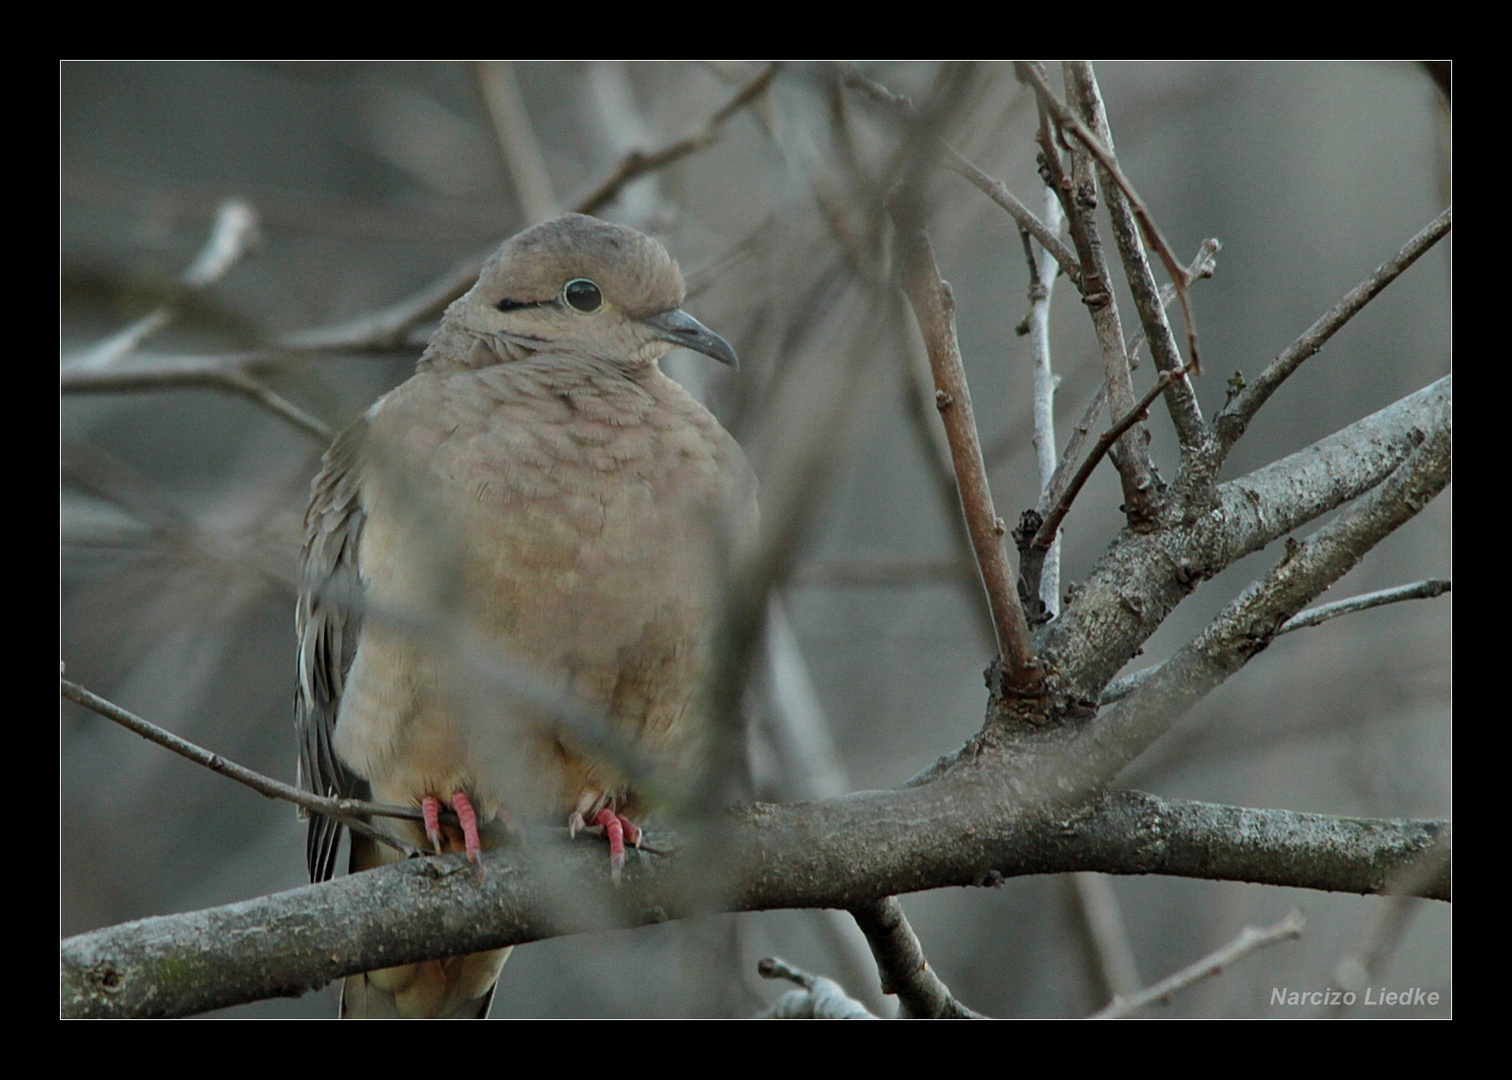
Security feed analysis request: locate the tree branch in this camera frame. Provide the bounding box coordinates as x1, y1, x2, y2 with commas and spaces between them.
1041, 376, 1450, 699
756, 957, 876, 1018
849, 896, 984, 1018
59, 784, 1448, 1018
1091, 909, 1305, 1018
889, 194, 1041, 692
574, 64, 778, 217
1103, 577, 1452, 705
1079, 398, 1450, 780
61, 675, 418, 858
1216, 207, 1451, 454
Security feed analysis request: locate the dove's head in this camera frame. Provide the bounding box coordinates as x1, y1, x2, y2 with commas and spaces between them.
433, 213, 737, 372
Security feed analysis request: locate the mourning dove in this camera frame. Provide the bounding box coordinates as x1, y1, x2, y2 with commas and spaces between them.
295, 213, 755, 1018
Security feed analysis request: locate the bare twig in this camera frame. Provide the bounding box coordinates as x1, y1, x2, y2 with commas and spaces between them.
850, 897, 985, 1018
756, 957, 876, 1019
181, 199, 261, 288
889, 193, 1041, 693
575, 64, 778, 216
65, 198, 261, 372
1029, 66, 1158, 527
1279, 578, 1451, 634
1031, 367, 1187, 554
1091, 909, 1304, 1018
280, 256, 483, 352
840, 66, 1081, 286
1216, 207, 1451, 453
1124, 238, 1221, 368
60, 352, 333, 442
1073, 61, 1208, 451
896, 309, 998, 643
1070, 873, 1142, 1002
473, 61, 559, 223
60, 675, 416, 857
943, 147, 1082, 286
1026, 188, 1064, 618
1019, 63, 1203, 375
1041, 378, 1107, 512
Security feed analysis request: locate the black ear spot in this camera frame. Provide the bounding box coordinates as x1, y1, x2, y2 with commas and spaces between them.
563, 278, 603, 313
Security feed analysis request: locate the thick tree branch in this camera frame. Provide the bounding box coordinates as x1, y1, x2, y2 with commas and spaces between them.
1040, 376, 1450, 699
1078, 401, 1450, 780
60, 785, 1448, 1018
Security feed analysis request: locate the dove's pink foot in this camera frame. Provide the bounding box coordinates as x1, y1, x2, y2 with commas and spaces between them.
422, 796, 445, 852
567, 808, 642, 884
420, 791, 484, 867
451, 791, 483, 865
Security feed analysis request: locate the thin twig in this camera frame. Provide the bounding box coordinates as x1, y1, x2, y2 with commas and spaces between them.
280, 256, 483, 352
65, 199, 261, 372
473, 61, 559, 224
1102, 579, 1454, 708
850, 897, 985, 1018
1091, 909, 1304, 1018
575, 64, 778, 216
1025, 188, 1064, 618
1030, 66, 1158, 527
1279, 578, 1451, 634
1041, 378, 1107, 513
1072, 60, 1207, 449
1070, 873, 1142, 1001
943, 147, 1082, 286
60, 352, 333, 442
839, 67, 1082, 287
1019, 63, 1203, 374
756, 957, 877, 1019
1216, 207, 1452, 453
60, 675, 417, 857
889, 191, 1041, 693
1031, 367, 1186, 553
1124, 238, 1221, 368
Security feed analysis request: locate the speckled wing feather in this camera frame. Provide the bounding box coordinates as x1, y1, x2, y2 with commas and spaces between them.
295, 420, 370, 883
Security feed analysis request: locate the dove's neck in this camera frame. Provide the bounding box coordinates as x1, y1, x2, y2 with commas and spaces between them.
416, 324, 548, 373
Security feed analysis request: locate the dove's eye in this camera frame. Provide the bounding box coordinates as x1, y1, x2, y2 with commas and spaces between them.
563, 278, 603, 313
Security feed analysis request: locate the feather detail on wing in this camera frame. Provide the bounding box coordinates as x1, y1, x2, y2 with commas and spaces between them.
296, 420, 370, 882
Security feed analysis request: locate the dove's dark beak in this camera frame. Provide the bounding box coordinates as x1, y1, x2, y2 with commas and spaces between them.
645, 308, 739, 369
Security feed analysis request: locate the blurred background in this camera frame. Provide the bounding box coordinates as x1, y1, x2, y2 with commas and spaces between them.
61, 62, 1450, 1017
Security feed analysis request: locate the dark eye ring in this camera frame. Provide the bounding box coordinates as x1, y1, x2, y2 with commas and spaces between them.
563, 278, 603, 313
